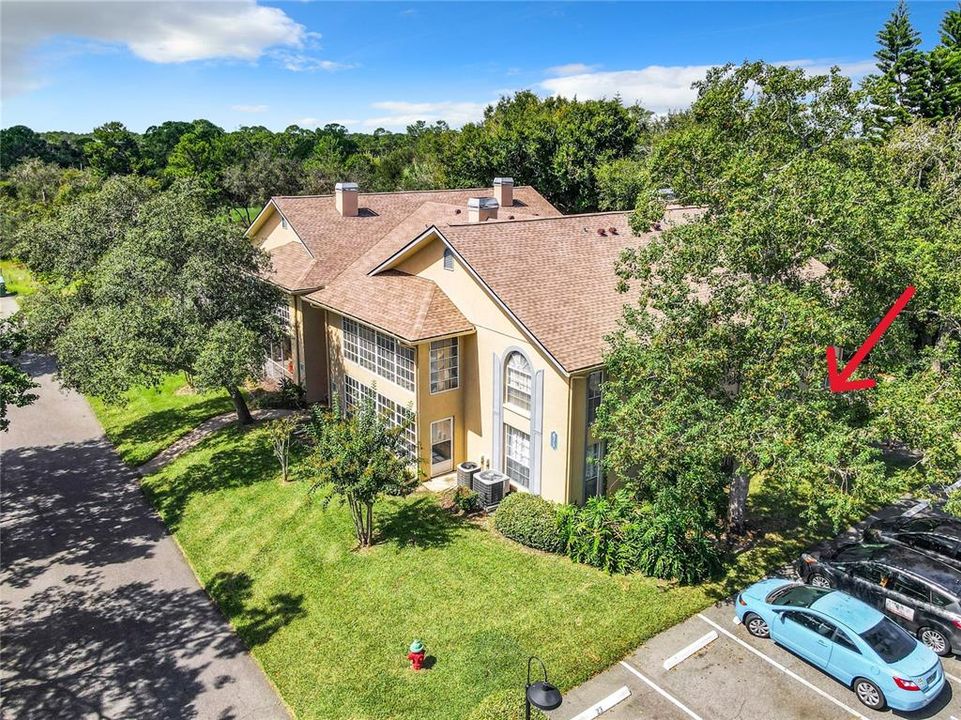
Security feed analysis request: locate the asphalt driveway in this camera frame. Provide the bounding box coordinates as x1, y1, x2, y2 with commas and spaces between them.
0, 296, 290, 720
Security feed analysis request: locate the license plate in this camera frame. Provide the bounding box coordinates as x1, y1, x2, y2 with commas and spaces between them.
927, 671, 938, 685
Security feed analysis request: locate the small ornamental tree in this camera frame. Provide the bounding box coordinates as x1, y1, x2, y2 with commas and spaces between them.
267, 414, 301, 483
307, 397, 419, 547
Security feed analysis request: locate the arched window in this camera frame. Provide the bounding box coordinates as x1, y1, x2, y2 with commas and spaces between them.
505, 351, 532, 412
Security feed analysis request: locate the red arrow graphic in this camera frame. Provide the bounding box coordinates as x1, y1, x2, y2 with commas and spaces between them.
826, 285, 915, 393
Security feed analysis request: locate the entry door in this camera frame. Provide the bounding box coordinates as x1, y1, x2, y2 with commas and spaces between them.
430, 418, 453, 476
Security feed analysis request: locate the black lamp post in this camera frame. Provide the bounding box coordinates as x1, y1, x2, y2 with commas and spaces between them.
526, 656, 562, 719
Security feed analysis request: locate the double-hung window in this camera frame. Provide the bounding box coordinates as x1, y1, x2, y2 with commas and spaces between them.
505, 425, 531, 488
430, 338, 459, 393
505, 351, 532, 412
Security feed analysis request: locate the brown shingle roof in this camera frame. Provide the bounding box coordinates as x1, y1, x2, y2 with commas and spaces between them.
303, 202, 484, 342
262, 186, 559, 292
437, 207, 704, 373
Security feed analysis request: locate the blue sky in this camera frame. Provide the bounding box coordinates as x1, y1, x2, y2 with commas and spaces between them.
1, 1, 954, 133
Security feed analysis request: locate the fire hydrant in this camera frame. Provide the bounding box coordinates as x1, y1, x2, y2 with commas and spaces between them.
407, 639, 426, 670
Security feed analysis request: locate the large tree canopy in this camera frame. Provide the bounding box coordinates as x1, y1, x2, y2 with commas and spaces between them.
598, 63, 961, 547
20, 180, 282, 423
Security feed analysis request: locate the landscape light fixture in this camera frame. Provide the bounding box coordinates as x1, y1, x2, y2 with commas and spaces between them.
525, 656, 562, 718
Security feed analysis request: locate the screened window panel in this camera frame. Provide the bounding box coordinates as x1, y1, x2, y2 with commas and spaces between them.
342, 317, 414, 391
344, 375, 417, 461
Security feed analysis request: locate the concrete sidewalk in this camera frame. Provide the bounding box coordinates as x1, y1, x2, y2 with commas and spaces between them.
0, 295, 291, 720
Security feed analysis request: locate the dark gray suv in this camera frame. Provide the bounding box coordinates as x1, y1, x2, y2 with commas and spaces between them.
797, 542, 961, 656
864, 514, 961, 571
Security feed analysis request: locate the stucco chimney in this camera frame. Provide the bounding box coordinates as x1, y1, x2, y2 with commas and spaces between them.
493, 177, 513, 208
335, 182, 359, 217
467, 197, 499, 223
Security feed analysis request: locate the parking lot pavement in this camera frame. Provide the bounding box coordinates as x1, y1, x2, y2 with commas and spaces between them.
552, 601, 959, 720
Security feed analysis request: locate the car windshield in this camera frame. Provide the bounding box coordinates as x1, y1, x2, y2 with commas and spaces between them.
768, 585, 832, 608
859, 618, 916, 663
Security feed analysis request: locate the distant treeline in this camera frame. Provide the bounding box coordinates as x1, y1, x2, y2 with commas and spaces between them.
0, 1, 956, 237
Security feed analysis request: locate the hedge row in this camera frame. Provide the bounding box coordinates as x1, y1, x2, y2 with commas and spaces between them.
492, 489, 721, 584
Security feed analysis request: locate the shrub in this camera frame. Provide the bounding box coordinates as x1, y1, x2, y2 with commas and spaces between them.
634, 511, 722, 584
559, 490, 643, 573
557, 487, 722, 583
467, 689, 546, 720
493, 492, 563, 553
454, 488, 481, 513
439, 486, 481, 515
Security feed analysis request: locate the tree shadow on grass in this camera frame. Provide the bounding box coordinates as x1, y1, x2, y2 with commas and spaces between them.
108, 396, 235, 462
375, 495, 465, 549
206, 571, 306, 648
143, 428, 279, 533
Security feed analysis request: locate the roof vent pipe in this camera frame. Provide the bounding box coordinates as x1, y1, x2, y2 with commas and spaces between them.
335, 182, 359, 217
493, 177, 513, 209
467, 197, 499, 223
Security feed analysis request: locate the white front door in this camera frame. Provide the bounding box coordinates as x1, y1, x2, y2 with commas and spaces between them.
430, 417, 453, 476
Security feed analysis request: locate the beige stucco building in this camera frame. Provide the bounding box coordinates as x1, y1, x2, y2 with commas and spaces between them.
248, 179, 697, 505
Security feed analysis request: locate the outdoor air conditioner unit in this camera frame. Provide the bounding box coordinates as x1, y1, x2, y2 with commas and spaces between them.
473, 469, 509, 510
456, 461, 480, 490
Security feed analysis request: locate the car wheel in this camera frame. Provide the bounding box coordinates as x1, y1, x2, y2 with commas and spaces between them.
853, 678, 886, 710
919, 627, 951, 656
744, 612, 770, 639
809, 573, 833, 589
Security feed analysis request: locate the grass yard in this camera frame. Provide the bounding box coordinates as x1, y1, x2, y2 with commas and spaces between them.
89, 374, 234, 465
141, 421, 840, 720
0, 259, 40, 297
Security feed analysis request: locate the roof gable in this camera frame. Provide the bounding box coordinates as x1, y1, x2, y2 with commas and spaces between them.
254, 186, 560, 293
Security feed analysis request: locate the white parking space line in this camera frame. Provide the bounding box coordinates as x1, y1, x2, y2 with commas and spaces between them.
618, 661, 707, 720
697, 614, 870, 720
569, 686, 631, 720
945, 670, 961, 684
663, 631, 718, 670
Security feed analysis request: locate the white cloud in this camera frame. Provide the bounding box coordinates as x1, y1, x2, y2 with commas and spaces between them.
541, 64, 715, 114
271, 51, 356, 73
361, 101, 487, 129
0, 1, 347, 97
545, 63, 600, 77
232, 104, 269, 113
540, 59, 875, 115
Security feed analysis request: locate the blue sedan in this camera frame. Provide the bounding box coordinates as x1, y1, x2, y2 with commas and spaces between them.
735, 578, 945, 711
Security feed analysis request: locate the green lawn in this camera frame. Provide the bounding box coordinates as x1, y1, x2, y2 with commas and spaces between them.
89, 374, 234, 465
141, 422, 837, 720
0, 259, 40, 297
